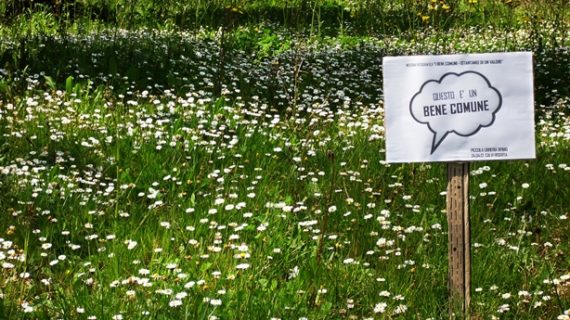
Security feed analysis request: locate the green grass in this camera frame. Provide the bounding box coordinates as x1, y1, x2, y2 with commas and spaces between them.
0, 2, 569, 319
1, 54, 569, 319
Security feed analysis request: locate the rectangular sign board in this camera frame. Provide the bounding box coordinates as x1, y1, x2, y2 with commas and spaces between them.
383, 52, 535, 163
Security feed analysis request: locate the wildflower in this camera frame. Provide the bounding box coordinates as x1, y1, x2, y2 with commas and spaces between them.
139, 268, 150, 275
210, 299, 222, 306
393, 304, 407, 314
518, 290, 531, 298
379, 290, 390, 297
288, 266, 299, 279
21, 302, 34, 313
374, 302, 387, 313
125, 239, 138, 250
497, 304, 510, 313
169, 299, 183, 307
236, 263, 250, 270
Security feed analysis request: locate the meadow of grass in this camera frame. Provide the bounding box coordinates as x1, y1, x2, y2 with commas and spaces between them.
0, 1, 570, 319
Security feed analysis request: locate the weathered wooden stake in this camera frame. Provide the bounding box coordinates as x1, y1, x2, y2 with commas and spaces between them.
447, 162, 471, 319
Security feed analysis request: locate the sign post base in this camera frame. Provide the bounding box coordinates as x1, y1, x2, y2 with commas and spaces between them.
447, 162, 471, 319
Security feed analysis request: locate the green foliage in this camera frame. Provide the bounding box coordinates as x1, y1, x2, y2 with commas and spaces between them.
0, 1, 569, 319
0, 70, 568, 317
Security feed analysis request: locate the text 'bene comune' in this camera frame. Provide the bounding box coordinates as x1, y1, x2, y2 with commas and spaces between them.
423, 100, 490, 117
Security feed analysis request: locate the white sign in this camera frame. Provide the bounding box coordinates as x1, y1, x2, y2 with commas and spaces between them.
383, 52, 535, 163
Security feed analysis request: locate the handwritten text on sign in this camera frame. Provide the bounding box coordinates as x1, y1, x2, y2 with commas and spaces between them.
383, 52, 535, 163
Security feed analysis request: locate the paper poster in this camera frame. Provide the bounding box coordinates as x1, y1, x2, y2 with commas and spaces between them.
383, 52, 535, 163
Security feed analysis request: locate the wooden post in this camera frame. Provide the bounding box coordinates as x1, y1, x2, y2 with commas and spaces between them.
447, 162, 471, 319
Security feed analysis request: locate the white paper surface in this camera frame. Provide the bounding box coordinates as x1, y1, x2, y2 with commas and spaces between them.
383, 52, 535, 163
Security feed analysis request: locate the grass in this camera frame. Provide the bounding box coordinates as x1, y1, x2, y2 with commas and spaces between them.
0, 1, 569, 319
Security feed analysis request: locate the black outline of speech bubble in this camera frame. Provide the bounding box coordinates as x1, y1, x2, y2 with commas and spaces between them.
409, 71, 502, 155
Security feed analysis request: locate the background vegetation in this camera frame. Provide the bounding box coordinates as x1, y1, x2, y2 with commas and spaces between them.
0, 1, 569, 319
1, 0, 569, 33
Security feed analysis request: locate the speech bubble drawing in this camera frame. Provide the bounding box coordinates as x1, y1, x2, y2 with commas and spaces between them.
409, 71, 502, 154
